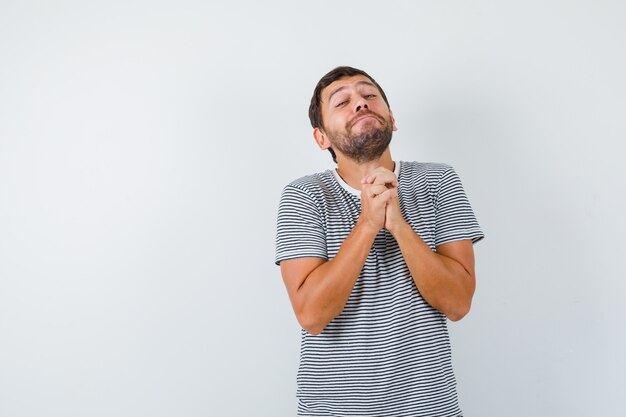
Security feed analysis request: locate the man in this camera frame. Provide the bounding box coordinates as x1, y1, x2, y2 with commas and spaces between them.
275, 66, 484, 416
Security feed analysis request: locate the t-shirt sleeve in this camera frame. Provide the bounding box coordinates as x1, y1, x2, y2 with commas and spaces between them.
275, 184, 328, 265
434, 166, 484, 246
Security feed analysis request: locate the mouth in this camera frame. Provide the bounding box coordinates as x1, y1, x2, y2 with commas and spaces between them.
349, 113, 382, 129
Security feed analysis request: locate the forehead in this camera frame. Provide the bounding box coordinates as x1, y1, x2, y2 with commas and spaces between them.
321, 75, 377, 101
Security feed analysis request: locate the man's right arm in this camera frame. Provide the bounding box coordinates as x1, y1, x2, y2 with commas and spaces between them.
280, 183, 395, 335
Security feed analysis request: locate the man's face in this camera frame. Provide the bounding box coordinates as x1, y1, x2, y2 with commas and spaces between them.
317, 75, 396, 163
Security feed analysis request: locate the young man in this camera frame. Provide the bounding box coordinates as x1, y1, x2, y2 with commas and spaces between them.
275, 66, 484, 416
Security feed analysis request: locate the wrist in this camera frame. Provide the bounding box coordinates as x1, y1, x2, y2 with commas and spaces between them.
387, 219, 411, 238
356, 216, 380, 237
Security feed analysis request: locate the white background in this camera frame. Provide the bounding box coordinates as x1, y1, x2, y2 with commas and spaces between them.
1, 1, 625, 416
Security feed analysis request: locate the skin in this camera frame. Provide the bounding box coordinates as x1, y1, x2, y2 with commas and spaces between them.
281, 75, 476, 335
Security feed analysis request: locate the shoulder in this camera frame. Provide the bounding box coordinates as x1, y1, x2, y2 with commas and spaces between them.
286, 170, 333, 190
279, 170, 336, 203
399, 161, 457, 190
400, 160, 454, 179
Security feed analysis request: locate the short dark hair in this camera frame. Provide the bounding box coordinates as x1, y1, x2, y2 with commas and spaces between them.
308, 66, 391, 162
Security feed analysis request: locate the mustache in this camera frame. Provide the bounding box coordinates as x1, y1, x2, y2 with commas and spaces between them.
347, 110, 385, 130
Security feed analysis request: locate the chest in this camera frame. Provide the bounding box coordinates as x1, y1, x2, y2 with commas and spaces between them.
321, 186, 438, 259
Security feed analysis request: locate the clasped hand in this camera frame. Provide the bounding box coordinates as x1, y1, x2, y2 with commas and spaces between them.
359, 167, 406, 234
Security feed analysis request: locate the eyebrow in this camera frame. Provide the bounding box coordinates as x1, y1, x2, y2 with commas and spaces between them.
327, 80, 377, 103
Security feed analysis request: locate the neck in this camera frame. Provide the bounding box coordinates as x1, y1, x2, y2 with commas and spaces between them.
335, 148, 395, 191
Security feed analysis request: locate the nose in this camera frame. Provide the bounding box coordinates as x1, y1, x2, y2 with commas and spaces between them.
355, 99, 369, 113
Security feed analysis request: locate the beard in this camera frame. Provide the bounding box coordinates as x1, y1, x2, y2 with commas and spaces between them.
326, 111, 393, 163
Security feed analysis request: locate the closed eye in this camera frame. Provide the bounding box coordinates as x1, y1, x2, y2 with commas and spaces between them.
335, 100, 348, 108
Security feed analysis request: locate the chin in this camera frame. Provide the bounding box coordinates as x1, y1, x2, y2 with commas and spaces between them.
353, 124, 382, 137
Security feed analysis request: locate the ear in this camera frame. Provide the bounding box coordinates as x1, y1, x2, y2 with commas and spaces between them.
389, 110, 398, 131
313, 128, 331, 150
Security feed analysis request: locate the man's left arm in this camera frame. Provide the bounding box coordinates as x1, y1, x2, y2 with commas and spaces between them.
364, 167, 478, 321
389, 222, 475, 321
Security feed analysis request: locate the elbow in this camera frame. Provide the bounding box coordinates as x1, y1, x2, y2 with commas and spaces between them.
446, 281, 475, 322
297, 311, 327, 336
303, 325, 324, 336
447, 300, 472, 322
447, 311, 467, 322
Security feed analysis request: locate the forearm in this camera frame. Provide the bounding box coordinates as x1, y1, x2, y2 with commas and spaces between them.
296, 219, 377, 334
391, 222, 474, 321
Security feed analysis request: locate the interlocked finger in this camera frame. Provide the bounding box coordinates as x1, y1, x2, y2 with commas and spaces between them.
366, 184, 389, 199
363, 167, 398, 188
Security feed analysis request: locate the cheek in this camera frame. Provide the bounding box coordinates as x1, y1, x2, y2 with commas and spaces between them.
328, 113, 349, 130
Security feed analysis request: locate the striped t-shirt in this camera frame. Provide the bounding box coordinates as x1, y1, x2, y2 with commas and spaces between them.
275, 161, 484, 417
